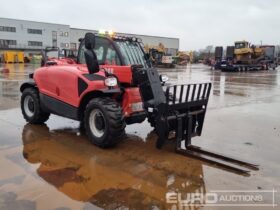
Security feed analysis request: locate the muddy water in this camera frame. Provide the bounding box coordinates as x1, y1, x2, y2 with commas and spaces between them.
0, 63, 280, 210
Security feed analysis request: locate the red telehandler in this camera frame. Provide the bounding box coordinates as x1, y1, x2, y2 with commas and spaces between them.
20, 33, 258, 175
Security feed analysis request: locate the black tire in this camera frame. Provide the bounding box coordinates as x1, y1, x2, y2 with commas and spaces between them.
148, 117, 155, 127
84, 98, 126, 148
79, 120, 86, 133
21, 88, 50, 124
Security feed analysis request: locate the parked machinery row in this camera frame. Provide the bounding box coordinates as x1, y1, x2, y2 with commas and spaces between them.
214, 41, 278, 71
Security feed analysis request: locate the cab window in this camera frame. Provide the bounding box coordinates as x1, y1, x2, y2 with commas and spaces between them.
78, 37, 121, 65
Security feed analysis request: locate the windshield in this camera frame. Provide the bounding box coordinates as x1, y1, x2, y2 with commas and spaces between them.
115, 41, 148, 68
235, 42, 248, 49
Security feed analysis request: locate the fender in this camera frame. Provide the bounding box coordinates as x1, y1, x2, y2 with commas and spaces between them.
99, 88, 121, 94
20, 80, 37, 92
78, 88, 122, 120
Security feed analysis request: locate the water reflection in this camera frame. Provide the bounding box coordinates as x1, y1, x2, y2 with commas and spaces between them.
208, 70, 280, 109
0, 63, 39, 80
211, 70, 279, 97
22, 124, 206, 209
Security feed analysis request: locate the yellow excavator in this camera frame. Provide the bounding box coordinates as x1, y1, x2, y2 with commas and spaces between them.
144, 43, 174, 68
174, 51, 194, 65
144, 43, 166, 55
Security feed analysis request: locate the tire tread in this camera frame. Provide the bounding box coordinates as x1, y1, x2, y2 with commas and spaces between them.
21, 88, 50, 124
84, 97, 125, 148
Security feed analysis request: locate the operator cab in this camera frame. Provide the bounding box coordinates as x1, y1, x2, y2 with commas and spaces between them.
77, 34, 149, 68
234, 41, 249, 49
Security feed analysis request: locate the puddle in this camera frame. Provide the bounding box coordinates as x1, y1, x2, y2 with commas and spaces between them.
0, 64, 280, 209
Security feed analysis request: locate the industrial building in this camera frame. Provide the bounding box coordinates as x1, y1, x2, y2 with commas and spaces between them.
0, 17, 179, 62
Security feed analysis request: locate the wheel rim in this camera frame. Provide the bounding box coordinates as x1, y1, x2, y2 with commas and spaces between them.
89, 109, 105, 138
24, 95, 35, 117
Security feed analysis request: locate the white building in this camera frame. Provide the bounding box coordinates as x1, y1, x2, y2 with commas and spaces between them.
0, 17, 179, 56
69, 28, 97, 51
0, 18, 70, 53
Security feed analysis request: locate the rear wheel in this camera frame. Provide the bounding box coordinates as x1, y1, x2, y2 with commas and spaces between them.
21, 88, 50, 124
84, 98, 126, 148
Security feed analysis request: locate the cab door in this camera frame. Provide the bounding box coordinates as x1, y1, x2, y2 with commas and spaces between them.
77, 36, 122, 68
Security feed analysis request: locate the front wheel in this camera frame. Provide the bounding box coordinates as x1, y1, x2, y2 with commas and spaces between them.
21, 88, 50, 124
84, 98, 126, 148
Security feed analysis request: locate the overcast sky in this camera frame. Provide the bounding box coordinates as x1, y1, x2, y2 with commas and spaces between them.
0, 0, 279, 50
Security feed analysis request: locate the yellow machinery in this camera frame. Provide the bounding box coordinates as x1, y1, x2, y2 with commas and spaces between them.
176, 51, 194, 64
220, 41, 276, 71
234, 41, 264, 64
144, 43, 174, 67
4, 51, 16, 63
3, 51, 25, 63
17, 51, 24, 63
144, 43, 166, 54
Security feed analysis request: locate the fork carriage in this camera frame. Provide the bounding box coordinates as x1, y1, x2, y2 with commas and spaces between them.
164, 82, 211, 148
134, 67, 258, 175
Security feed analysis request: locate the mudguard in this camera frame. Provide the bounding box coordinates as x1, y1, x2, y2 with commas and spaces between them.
20, 80, 37, 92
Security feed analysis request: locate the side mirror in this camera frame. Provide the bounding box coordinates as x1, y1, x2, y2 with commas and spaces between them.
85, 33, 95, 50
84, 33, 99, 74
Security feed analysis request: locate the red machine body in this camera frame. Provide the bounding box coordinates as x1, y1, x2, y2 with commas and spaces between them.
33, 63, 142, 118
20, 33, 153, 147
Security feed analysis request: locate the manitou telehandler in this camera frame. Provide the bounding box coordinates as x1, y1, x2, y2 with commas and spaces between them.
20, 33, 258, 174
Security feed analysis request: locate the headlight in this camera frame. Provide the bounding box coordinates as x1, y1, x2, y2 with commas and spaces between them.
160, 75, 169, 82
104, 77, 117, 87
